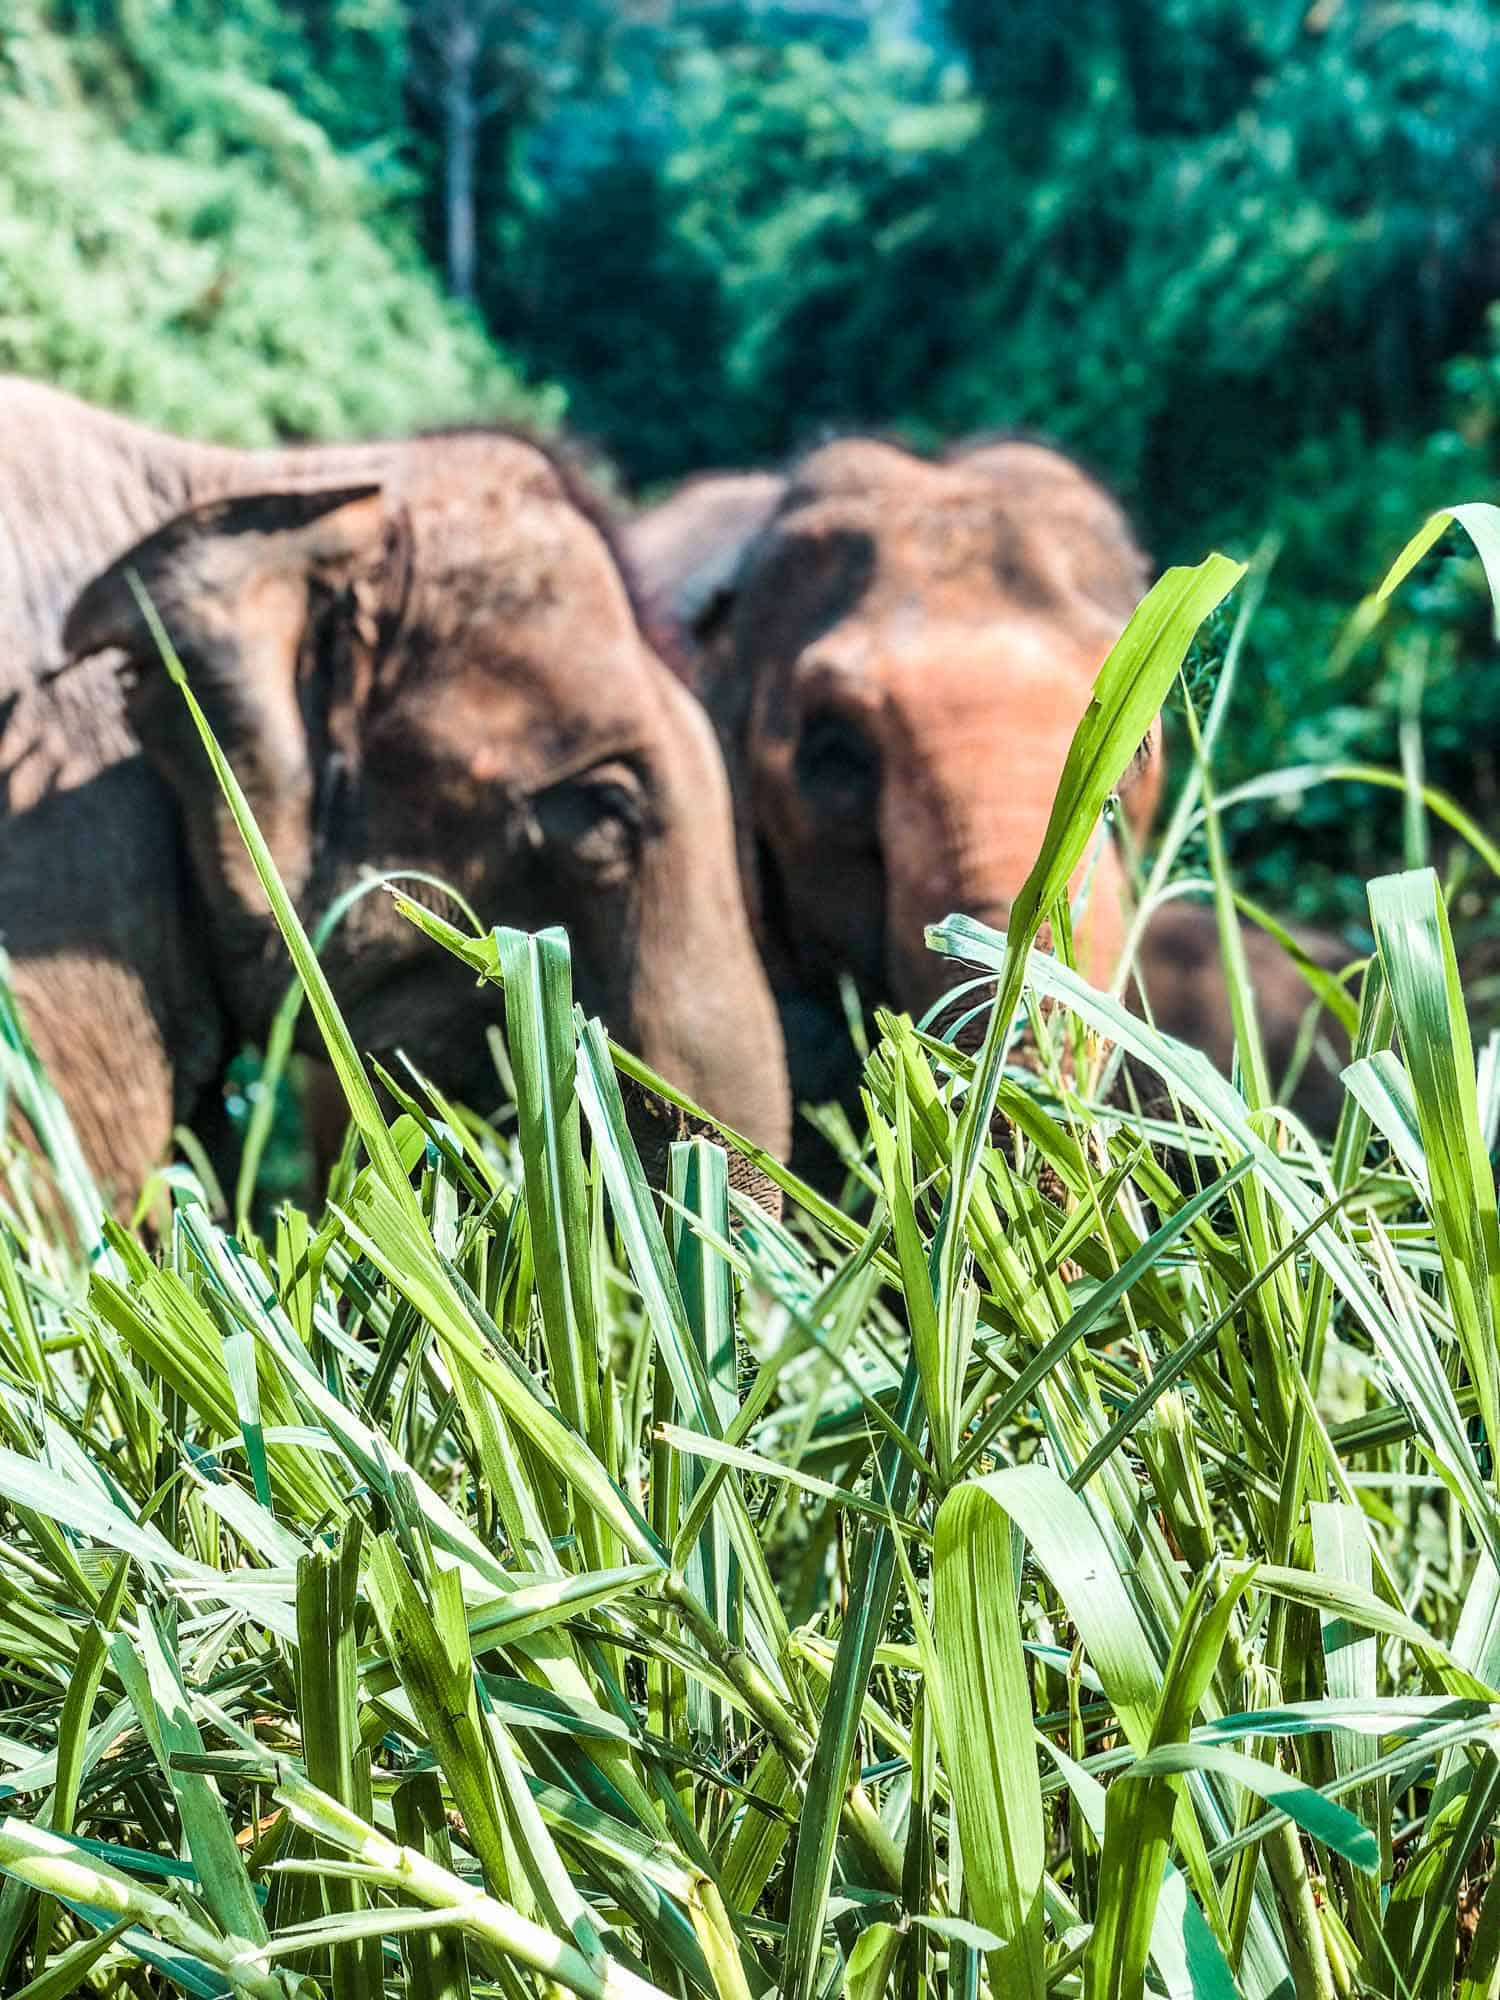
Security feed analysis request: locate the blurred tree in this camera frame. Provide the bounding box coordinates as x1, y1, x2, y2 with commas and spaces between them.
929, 0, 1500, 542
498, 7, 978, 472
406, 0, 557, 301
486, 0, 1492, 555
503, 131, 735, 480
400, 0, 658, 308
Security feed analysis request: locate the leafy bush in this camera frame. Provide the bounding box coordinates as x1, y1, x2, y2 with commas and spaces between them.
1183, 329, 1500, 930
0, 0, 557, 441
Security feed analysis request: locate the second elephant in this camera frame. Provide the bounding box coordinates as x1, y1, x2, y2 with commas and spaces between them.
631, 438, 1357, 1156
630, 437, 1159, 1155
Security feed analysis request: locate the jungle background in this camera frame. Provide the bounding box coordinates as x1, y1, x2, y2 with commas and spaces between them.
7, 0, 1500, 939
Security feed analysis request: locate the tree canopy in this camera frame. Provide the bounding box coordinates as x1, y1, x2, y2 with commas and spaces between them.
7, 0, 1500, 919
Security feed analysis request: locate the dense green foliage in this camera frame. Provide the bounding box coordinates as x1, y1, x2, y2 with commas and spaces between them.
504, 3, 1500, 520
4, 534, 1500, 1996
9, 0, 1500, 923
0, 0, 553, 441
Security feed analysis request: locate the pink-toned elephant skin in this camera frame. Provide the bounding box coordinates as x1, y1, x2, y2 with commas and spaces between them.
629, 438, 1158, 1161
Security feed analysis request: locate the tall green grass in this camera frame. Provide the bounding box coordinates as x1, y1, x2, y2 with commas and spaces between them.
1, 523, 1500, 1997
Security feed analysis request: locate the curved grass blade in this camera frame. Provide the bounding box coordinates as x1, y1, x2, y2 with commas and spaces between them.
1368, 868, 1500, 1461
1124, 1744, 1377, 1873
1351, 501, 1500, 653
1087, 1566, 1254, 2000
932, 554, 1245, 1303
781, 1353, 921, 2000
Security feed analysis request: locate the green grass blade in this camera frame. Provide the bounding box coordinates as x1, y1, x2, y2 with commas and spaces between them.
0, 1822, 280, 1999
295, 1524, 378, 2000
1087, 1566, 1253, 2000
932, 554, 1244, 1308
365, 1537, 514, 1901
1369, 501, 1500, 635
781, 1354, 921, 2000
932, 1481, 1046, 1999
1127, 1744, 1378, 1873
1368, 867, 1500, 1456
669, 1137, 740, 1740
494, 929, 604, 1479
111, 1613, 267, 1949
393, 1774, 473, 2000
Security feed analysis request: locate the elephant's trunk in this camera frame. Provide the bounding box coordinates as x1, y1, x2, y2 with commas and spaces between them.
875, 658, 1133, 1026
628, 675, 793, 1170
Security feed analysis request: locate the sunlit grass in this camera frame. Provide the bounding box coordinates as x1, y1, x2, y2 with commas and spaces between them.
1, 521, 1500, 1997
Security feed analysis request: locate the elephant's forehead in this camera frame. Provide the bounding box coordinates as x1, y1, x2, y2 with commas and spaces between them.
750, 522, 1119, 697
774, 491, 1072, 608
379, 433, 623, 620
400, 430, 570, 508
809, 608, 1110, 708
411, 496, 624, 622
878, 617, 1108, 720
396, 476, 660, 709
390, 629, 659, 784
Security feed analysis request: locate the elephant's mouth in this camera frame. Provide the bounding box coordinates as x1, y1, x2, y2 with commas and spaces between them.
331, 959, 507, 1117
756, 833, 886, 1074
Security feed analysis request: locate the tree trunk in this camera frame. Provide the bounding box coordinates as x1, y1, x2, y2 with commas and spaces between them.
440, 9, 480, 303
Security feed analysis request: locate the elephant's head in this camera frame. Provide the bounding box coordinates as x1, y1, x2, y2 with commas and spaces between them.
631, 438, 1157, 1116
63, 432, 790, 1162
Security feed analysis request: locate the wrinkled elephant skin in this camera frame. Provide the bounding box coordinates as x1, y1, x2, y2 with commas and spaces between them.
0, 378, 789, 1206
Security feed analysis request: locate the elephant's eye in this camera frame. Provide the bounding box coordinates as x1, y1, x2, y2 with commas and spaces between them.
795, 710, 881, 819
531, 761, 646, 882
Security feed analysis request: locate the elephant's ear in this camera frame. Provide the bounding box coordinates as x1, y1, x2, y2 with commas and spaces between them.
626, 471, 786, 669
65, 481, 385, 676
62, 483, 393, 936
626, 474, 786, 935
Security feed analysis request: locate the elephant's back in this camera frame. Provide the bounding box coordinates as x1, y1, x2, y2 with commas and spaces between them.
0, 380, 215, 693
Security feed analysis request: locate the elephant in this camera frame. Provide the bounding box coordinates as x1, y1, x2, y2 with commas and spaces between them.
629, 442, 1364, 1159
628, 438, 1160, 1162
0, 377, 790, 1210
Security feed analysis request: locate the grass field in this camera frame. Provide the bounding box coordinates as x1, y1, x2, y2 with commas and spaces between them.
3, 530, 1500, 1999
